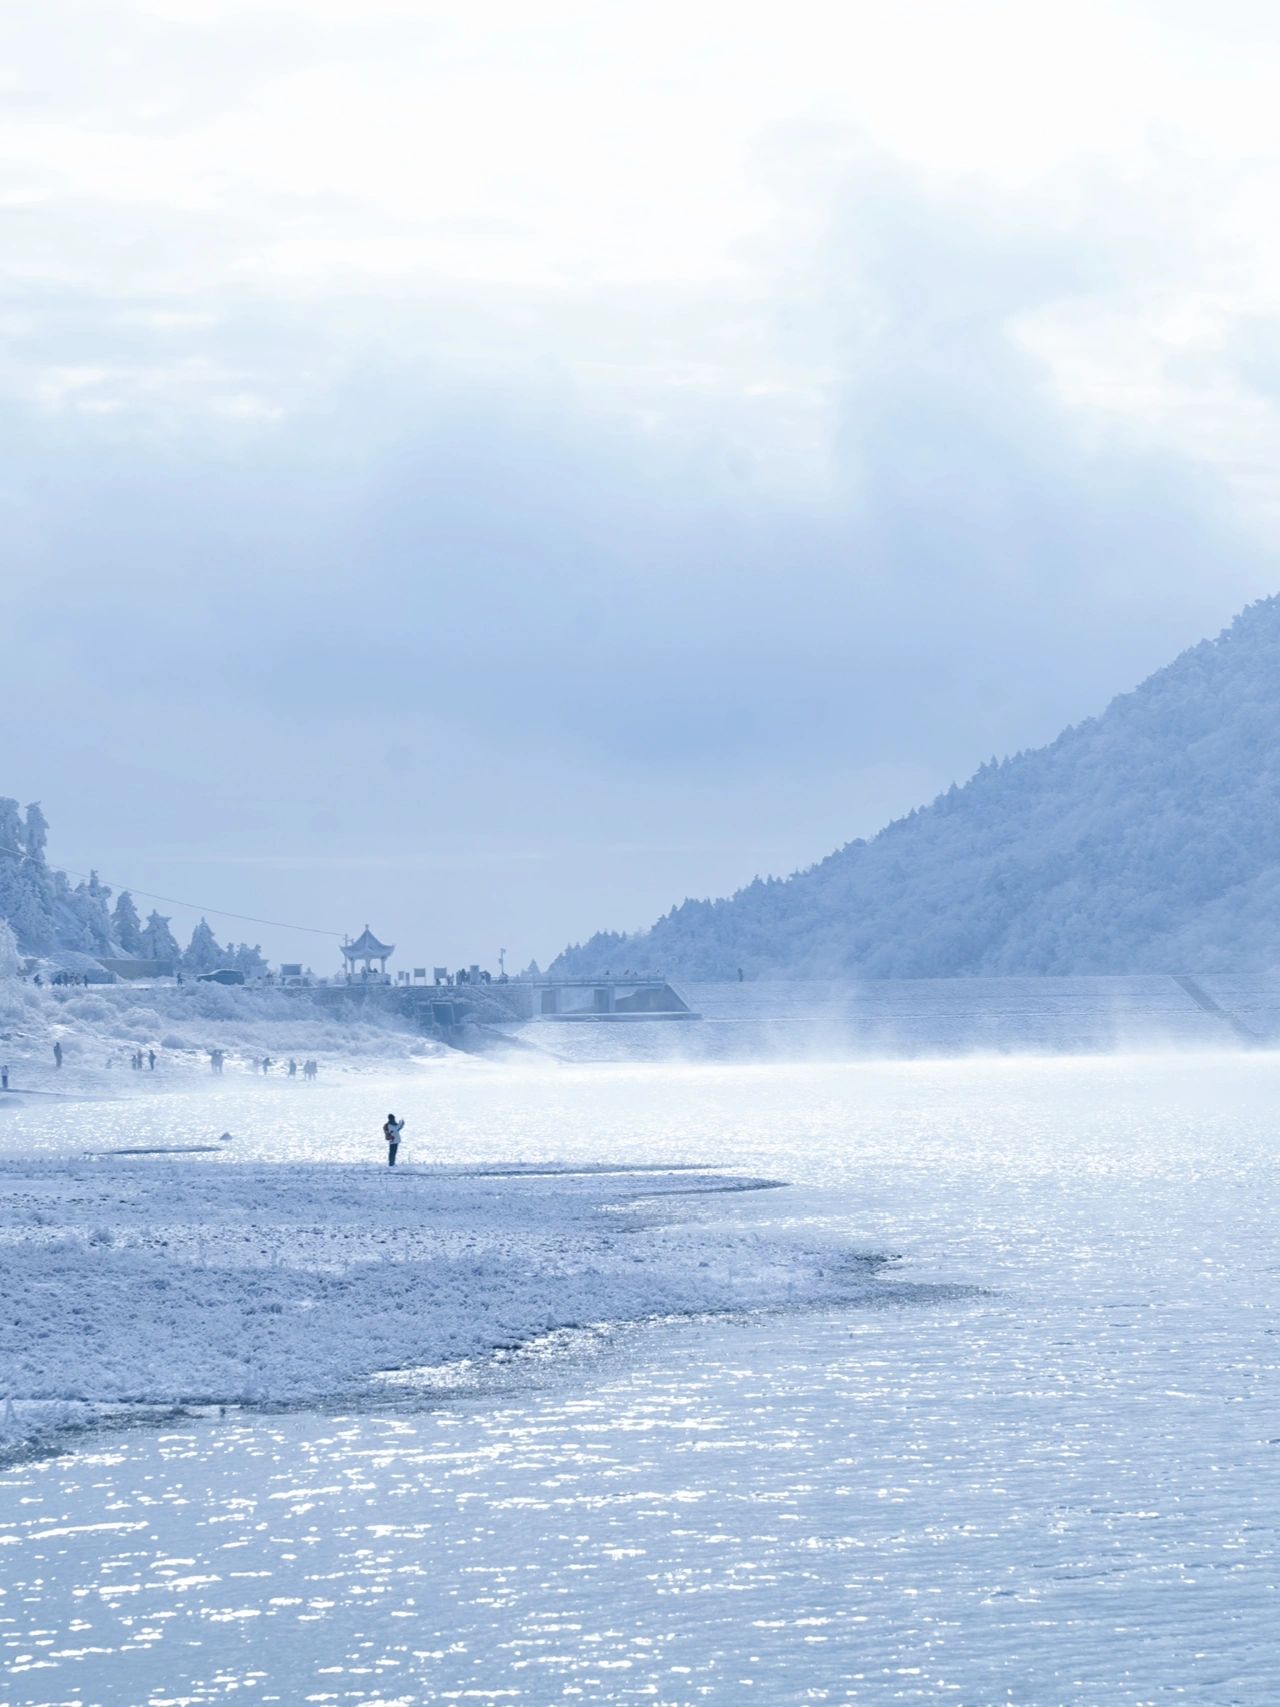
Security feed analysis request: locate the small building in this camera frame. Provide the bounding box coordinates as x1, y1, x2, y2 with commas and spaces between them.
342, 926, 394, 980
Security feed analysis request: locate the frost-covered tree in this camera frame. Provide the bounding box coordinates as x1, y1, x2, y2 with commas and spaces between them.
228, 941, 269, 976
0, 918, 19, 978
68, 873, 114, 953
0, 842, 55, 952
112, 891, 144, 954
2, 880, 54, 952
22, 803, 48, 862
0, 799, 21, 855
140, 910, 181, 962
0, 799, 102, 955
183, 918, 224, 972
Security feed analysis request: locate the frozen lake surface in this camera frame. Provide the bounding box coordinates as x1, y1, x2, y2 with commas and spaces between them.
2, 1049, 1279, 1702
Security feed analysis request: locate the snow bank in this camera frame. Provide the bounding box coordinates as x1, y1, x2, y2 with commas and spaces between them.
0, 1158, 875, 1451
0, 976, 439, 1095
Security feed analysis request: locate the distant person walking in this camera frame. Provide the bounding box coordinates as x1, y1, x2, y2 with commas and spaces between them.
383, 1112, 404, 1167
1, 1065, 8, 1090
148, 1049, 156, 1071
53, 1040, 62, 1069
287, 1058, 297, 1078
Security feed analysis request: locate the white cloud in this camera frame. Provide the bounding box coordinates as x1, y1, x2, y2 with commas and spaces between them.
9, 2, 1280, 512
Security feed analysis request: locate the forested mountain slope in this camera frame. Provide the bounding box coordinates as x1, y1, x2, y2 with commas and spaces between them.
552, 596, 1280, 978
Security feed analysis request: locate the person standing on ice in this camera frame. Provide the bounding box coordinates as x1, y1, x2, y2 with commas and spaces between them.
53, 1040, 62, 1069
383, 1112, 404, 1166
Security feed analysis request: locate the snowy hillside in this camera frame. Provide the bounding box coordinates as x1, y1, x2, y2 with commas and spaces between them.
0, 798, 270, 974
554, 596, 1280, 978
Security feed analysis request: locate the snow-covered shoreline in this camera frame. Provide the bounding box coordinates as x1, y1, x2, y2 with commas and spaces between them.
0, 974, 447, 1102
0, 1154, 878, 1454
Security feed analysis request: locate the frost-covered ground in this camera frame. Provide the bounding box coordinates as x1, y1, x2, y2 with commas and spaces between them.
0, 976, 441, 1094
0, 1059, 888, 1451
0, 1157, 872, 1446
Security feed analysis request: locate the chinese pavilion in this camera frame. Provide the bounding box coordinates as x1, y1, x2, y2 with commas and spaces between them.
342, 926, 395, 977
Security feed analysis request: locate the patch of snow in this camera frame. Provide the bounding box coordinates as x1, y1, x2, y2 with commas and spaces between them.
0, 1157, 875, 1450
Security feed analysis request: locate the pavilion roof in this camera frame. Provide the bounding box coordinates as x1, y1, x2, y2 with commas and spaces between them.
344, 926, 394, 958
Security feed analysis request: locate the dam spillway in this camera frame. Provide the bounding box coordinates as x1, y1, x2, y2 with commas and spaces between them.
492, 972, 1280, 1061
498, 978, 698, 1021
297, 971, 1280, 1059
304, 974, 697, 1032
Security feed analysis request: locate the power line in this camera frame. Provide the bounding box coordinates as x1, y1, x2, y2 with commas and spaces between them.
0, 840, 344, 938
63, 872, 343, 939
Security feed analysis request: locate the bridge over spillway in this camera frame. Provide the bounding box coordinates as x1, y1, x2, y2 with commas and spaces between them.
304, 975, 697, 1034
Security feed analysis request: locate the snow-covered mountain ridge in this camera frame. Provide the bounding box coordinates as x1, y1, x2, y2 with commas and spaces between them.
553, 595, 1280, 978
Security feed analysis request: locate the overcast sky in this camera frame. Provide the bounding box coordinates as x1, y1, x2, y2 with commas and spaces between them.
4, 0, 1280, 969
